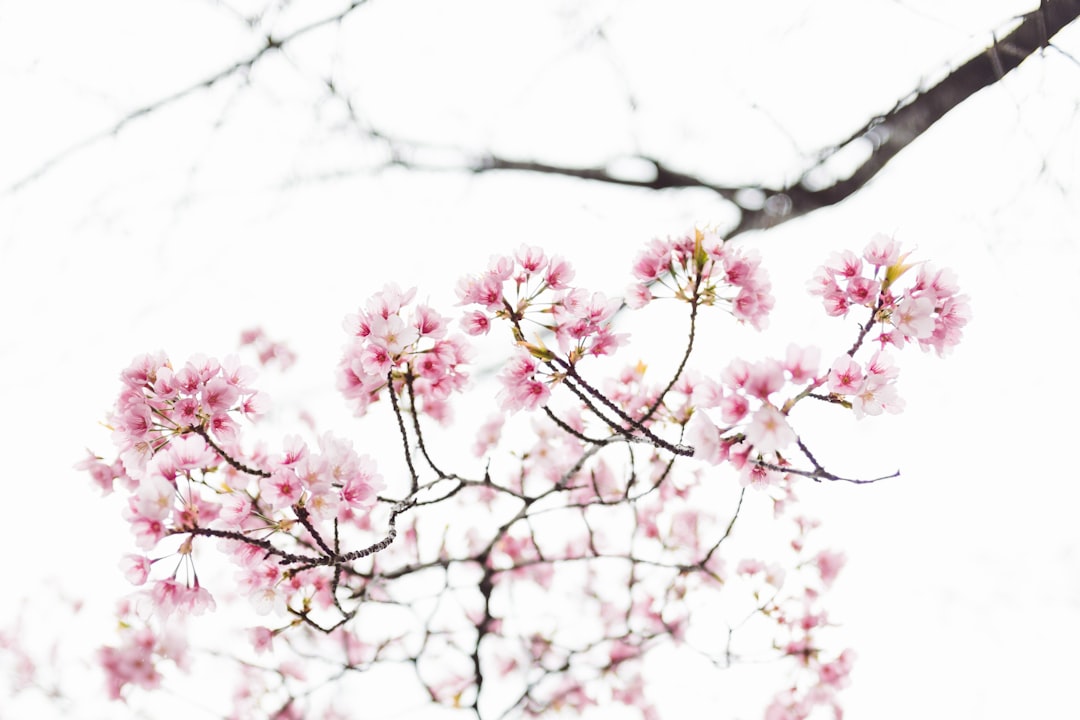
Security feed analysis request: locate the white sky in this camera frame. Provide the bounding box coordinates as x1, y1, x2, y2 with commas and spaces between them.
1, 0, 1079, 718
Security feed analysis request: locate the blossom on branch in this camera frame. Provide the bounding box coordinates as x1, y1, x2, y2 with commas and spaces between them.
71, 229, 967, 718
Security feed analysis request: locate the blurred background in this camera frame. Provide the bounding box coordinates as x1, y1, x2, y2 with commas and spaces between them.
1, 0, 1078, 717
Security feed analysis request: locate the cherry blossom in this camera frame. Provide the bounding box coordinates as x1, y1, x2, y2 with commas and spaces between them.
66, 230, 967, 720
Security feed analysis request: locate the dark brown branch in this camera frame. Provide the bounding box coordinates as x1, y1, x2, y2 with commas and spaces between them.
641, 294, 699, 425
405, 373, 448, 479
465, 0, 1080, 238
472, 156, 739, 203
754, 438, 899, 485
555, 359, 694, 457
190, 425, 270, 478
387, 371, 420, 494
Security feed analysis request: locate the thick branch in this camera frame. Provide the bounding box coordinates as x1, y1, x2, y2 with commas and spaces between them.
468, 0, 1080, 238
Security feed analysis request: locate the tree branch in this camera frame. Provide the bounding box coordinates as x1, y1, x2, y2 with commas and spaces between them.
466, 0, 1080, 238
5, 0, 372, 195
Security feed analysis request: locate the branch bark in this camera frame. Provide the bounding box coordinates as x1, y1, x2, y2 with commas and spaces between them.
468, 0, 1080, 238
7, 0, 1078, 236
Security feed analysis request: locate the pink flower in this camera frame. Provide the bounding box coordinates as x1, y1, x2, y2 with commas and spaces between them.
631, 239, 672, 281
152, 368, 179, 399
736, 558, 765, 575
120, 554, 151, 585
544, 255, 575, 289
687, 412, 728, 465
181, 582, 216, 615
720, 393, 749, 424
456, 273, 504, 310
784, 345, 820, 384
129, 515, 167, 550
360, 343, 392, 377
741, 462, 782, 490
250, 585, 286, 616
732, 286, 774, 330
827, 357, 863, 395
864, 349, 899, 381
894, 296, 935, 339
250, 627, 274, 654
132, 473, 175, 521
807, 267, 838, 296
217, 493, 252, 527
150, 578, 184, 614
413, 351, 447, 379
497, 352, 551, 412
819, 649, 856, 688
745, 360, 785, 400
745, 405, 796, 454
260, 468, 303, 510
515, 244, 547, 273
342, 311, 372, 338
99, 627, 162, 699
851, 375, 905, 418
846, 276, 880, 306
473, 414, 504, 457
220, 355, 256, 391
461, 310, 491, 335
825, 249, 862, 279
240, 391, 270, 419
690, 376, 724, 408
168, 435, 217, 472
722, 358, 751, 390
295, 454, 330, 489
366, 283, 416, 320
413, 305, 448, 339
822, 289, 850, 317
172, 366, 203, 395
277, 435, 308, 466
864, 233, 900, 267
121, 351, 169, 388
172, 396, 200, 426
341, 457, 383, 509
200, 377, 239, 415
922, 293, 971, 356
587, 327, 624, 357
487, 254, 514, 281
722, 252, 759, 287
76, 451, 117, 494
368, 314, 419, 354
625, 282, 652, 309
815, 549, 847, 587
207, 412, 238, 442
503, 378, 550, 412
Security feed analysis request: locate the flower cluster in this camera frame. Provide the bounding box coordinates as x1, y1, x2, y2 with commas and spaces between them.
826, 351, 903, 419
456, 245, 575, 333
106, 352, 266, 483
809, 233, 970, 356
93, 349, 390, 622
686, 352, 811, 488
626, 228, 774, 330
760, 519, 854, 720
239, 326, 297, 370
459, 246, 625, 412
68, 230, 968, 720
242, 432, 386, 525
338, 283, 471, 422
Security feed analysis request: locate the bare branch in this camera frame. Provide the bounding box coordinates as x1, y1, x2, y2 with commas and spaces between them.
5, 0, 372, 195
460, 0, 1080, 238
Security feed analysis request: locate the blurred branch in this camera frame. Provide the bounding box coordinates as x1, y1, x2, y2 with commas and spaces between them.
8, 0, 1078, 236
464, 0, 1080, 238
5, 0, 371, 196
